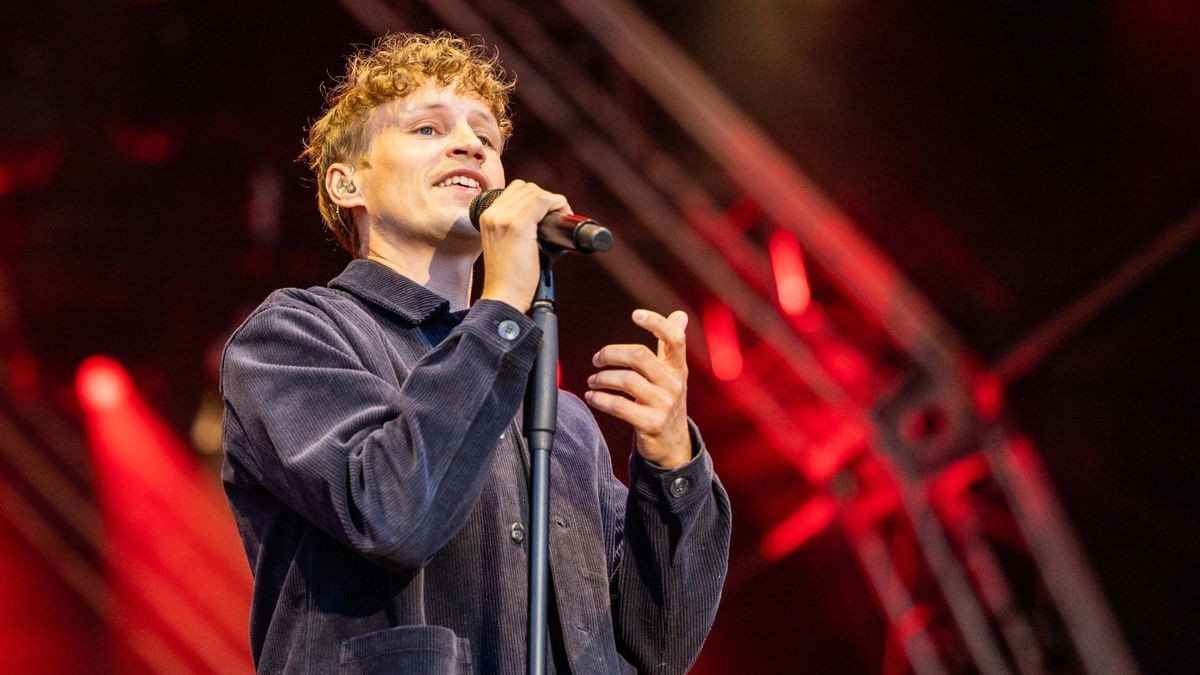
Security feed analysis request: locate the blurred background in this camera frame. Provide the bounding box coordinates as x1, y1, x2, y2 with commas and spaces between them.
1, 1, 1197, 673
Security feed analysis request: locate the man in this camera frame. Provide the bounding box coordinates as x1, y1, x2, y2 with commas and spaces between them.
220, 32, 730, 674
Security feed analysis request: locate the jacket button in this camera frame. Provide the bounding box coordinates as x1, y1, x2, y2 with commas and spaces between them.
669, 476, 690, 497
498, 320, 521, 341
510, 522, 525, 543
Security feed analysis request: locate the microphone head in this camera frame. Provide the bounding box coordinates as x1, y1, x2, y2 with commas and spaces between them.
468, 188, 504, 229
574, 222, 613, 253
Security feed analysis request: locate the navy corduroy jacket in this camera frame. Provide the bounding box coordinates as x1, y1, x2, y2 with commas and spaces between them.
220, 259, 731, 674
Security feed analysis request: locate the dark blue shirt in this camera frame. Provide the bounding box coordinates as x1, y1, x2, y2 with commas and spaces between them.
220, 259, 731, 673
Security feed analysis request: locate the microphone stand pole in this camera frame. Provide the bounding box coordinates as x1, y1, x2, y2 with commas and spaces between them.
525, 248, 561, 675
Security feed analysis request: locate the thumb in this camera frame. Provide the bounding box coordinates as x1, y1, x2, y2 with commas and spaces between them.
667, 310, 689, 330
658, 310, 689, 365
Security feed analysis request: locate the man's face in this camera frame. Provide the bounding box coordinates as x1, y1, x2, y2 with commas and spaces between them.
356, 82, 505, 248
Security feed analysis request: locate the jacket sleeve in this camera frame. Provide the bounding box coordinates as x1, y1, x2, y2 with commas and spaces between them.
220, 296, 539, 573
601, 421, 732, 673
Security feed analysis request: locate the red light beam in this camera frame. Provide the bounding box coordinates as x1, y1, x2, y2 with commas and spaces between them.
768, 229, 812, 315
75, 356, 254, 674
760, 494, 838, 561
702, 301, 744, 381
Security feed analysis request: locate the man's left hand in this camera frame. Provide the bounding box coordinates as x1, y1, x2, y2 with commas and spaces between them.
585, 309, 691, 469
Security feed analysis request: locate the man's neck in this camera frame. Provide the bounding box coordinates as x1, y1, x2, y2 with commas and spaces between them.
365, 232, 477, 311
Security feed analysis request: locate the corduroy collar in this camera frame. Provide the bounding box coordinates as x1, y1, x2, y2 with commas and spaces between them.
328, 259, 451, 324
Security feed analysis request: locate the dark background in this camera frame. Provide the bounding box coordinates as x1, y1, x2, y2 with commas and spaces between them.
1, 1, 1196, 672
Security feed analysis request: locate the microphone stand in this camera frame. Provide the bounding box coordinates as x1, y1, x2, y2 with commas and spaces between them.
525, 247, 561, 675
469, 187, 613, 673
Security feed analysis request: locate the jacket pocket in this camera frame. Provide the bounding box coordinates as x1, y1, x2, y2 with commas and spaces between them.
339, 625, 471, 674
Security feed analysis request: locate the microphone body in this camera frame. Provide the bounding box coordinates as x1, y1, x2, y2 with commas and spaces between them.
468, 188, 613, 253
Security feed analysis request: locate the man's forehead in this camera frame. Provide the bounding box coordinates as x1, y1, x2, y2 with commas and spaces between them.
372, 83, 499, 127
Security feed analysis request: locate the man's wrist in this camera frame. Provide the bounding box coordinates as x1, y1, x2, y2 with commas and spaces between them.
640, 445, 693, 470
478, 289, 530, 314
636, 423, 692, 469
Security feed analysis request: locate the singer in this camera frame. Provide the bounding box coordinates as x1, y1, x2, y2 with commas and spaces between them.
219, 32, 730, 674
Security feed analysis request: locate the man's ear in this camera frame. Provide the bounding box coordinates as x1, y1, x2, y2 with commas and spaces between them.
325, 162, 365, 209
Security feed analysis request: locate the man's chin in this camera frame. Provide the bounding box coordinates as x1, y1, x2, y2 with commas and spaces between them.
449, 215, 481, 239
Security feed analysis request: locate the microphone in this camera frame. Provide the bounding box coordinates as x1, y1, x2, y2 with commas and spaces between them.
468, 188, 613, 253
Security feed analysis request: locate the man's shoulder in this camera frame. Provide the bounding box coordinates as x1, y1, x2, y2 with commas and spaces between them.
221, 281, 375, 368
237, 282, 366, 332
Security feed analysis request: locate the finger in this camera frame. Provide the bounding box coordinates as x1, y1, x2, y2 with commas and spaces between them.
593, 343, 671, 382
498, 181, 571, 216
488, 197, 568, 233
664, 310, 689, 365
512, 181, 571, 215
587, 369, 668, 407
496, 190, 552, 224
584, 389, 661, 429
593, 345, 684, 399
631, 309, 688, 368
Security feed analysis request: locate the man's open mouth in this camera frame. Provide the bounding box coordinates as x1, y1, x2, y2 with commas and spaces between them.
435, 174, 483, 190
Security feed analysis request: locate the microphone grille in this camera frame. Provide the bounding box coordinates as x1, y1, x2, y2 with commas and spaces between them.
468, 189, 504, 229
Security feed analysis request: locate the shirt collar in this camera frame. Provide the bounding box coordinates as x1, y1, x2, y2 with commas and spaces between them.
328, 259, 451, 323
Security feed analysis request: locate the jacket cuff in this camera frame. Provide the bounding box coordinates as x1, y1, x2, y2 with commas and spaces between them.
458, 300, 541, 369
629, 419, 713, 513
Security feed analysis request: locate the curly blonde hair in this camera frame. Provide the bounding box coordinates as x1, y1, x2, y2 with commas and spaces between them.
301, 32, 515, 255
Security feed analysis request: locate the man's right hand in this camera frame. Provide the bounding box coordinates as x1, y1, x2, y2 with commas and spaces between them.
476, 179, 571, 314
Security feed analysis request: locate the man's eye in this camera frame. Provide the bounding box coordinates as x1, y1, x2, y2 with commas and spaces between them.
478, 135, 494, 148
415, 126, 436, 136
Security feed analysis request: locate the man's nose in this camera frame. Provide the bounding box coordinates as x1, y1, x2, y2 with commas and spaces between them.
447, 121, 485, 161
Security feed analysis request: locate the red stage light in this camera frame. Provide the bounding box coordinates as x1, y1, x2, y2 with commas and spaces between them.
930, 453, 989, 525
760, 494, 838, 561
702, 301, 743, 381
74, 355, 254, 673
768, 229, 812, 315
821, 343, 872, 389
972, 370, 1004, 420
75, 355, 132, 410
801, 421, 867, 485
